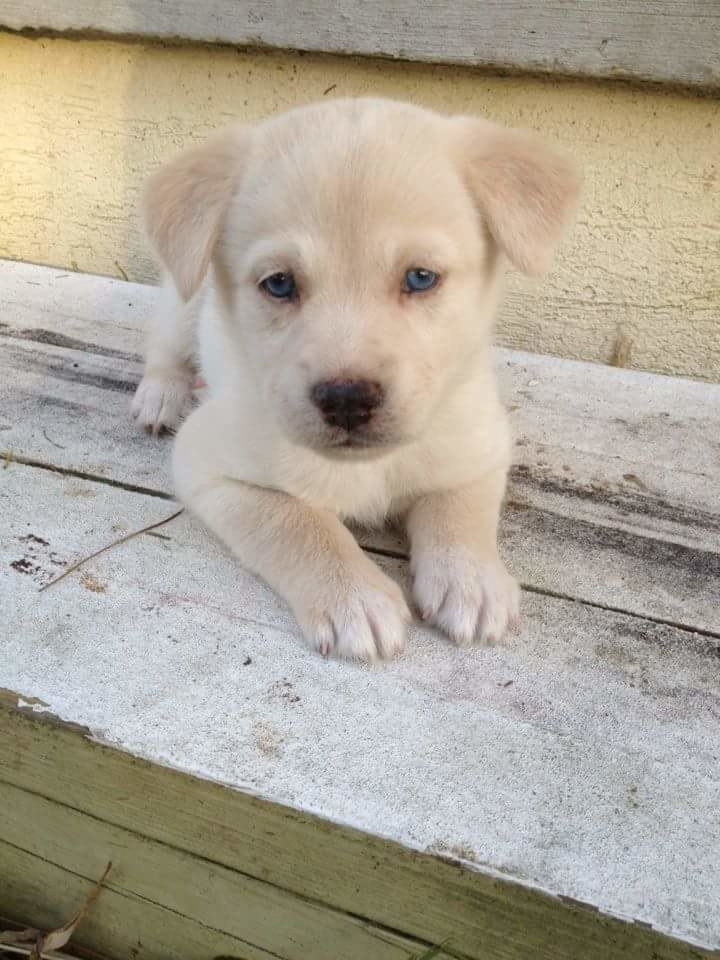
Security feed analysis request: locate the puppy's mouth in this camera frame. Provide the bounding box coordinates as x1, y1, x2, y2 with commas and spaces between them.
316, 429, 401, 459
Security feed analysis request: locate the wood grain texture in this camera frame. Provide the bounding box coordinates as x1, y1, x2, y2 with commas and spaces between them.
1, 0, 719, 87
2, 261, 718, 634
3, 331, 719, 634
0, 842, 277, 960
0, 782, 431, 960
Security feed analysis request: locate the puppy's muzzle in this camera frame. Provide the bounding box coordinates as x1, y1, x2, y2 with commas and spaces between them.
311, 378, 384, 433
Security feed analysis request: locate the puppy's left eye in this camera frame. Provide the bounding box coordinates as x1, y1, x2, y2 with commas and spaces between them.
403, 268, 438, 293
260, 272, 296, 300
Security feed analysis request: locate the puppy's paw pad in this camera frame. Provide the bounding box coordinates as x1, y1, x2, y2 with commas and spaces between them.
413, 547, 519, 647
300, 568, 410, 662
131, 375, 193, 434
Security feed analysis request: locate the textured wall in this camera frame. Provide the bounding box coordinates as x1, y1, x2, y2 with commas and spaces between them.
2, 33, 718, 380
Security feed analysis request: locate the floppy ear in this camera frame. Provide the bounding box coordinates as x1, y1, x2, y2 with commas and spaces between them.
143, 125, 251, 301
454, 118, 581, 276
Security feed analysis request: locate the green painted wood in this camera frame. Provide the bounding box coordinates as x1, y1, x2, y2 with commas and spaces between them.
1, 843, 271, 960
1, 696, 715, 960
0, 779, 436, 960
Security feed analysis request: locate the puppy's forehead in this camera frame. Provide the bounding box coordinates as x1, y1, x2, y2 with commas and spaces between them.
238, 101, 472, 234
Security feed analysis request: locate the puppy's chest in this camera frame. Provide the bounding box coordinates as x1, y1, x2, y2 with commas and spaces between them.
280, 456, 397, 526
278, 444, 461, 526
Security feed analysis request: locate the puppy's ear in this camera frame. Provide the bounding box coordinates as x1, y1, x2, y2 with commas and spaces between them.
143, 126, 250, 300
453, 118, 581, 276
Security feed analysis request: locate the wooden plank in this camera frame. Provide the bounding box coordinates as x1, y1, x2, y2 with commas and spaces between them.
1, 841, 279, 960
5, 260, 718, 524
1, 262, 718, 633
0, 782, 432, 960
0, 259, 149, 357
1, 0, 718, 88
1, 461, 719, 955
4, 333, 720, 635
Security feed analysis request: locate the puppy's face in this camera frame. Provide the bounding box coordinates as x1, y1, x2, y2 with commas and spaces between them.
218, 110, 496, 455
145, 99, 580, 456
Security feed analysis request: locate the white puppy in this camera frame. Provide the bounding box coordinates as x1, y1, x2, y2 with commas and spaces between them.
132, 97, 579, 661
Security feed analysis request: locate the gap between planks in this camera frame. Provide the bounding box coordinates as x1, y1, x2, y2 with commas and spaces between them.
0, 773, 437, 951
6, 451, 718, 643
0, 837, 416, 960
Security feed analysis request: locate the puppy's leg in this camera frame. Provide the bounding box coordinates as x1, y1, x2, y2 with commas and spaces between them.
173, 405, 410, 661
408, 466, 519, 647
132, 277, 197, 433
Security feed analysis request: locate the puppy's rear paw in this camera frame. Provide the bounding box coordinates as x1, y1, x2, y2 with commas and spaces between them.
296, 562, 410, 662
412, 547, 519, 647
131, 375, 193, 434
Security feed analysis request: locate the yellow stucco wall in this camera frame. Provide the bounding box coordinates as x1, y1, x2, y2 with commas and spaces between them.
2, 33, 718, 380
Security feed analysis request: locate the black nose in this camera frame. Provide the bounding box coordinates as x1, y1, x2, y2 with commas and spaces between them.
311, 379, 384, 432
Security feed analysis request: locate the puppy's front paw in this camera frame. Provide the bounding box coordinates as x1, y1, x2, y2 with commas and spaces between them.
295, 559, 411, 662
412, 547, 519, 647
131, 374, 193, 434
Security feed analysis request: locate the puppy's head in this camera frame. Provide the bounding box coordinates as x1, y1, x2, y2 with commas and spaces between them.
145, 99, 580, 456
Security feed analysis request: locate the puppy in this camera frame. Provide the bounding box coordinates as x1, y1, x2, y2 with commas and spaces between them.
132, 98, 579, 661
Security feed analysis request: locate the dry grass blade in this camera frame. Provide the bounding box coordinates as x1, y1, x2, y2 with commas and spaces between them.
1, 945, 73, 959
609, 329, 633, 368
32, 862, 111, 956
113, 261, 129, 281
0, 863, 111, 960
39, 509, 184, 593
0, 930, 36, 945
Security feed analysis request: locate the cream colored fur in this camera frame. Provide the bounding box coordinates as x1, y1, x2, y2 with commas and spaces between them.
132, 97, 580, 661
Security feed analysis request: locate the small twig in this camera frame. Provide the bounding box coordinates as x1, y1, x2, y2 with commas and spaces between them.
39, 509, 184, 593
113, 261, 129, 282
42, 429, 66, 450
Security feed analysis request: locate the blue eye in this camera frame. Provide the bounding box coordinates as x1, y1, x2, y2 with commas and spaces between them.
404, 268, 438, 293
261, 272, 296, 300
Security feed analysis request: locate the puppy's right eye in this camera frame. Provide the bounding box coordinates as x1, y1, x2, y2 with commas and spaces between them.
260, 272, 296, 300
